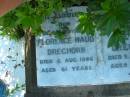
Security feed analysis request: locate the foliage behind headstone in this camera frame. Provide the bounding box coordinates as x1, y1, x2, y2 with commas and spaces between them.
0, 0, 130, 47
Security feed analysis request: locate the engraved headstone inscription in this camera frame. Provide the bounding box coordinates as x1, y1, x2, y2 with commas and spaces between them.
36, 6, 130, 87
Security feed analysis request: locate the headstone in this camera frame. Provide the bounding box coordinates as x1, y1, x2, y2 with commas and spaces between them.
36, 6, 130, 87
25, 6, 130, 97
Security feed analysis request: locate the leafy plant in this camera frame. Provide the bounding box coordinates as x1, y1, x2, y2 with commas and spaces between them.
0, 0, 64, 40
6, 84, 25, 97
0, 0, 130, 47
77, 0, 130, 47
77, 12, 96, 35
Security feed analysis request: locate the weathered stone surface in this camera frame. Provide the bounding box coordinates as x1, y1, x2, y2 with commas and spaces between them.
25, 35, 130, 97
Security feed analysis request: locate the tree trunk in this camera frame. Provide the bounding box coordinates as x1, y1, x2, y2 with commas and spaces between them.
24, 31, 37, 97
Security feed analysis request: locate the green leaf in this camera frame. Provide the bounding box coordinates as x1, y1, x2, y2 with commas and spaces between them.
77, 13, 95, 35
108, 28, 126, 48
